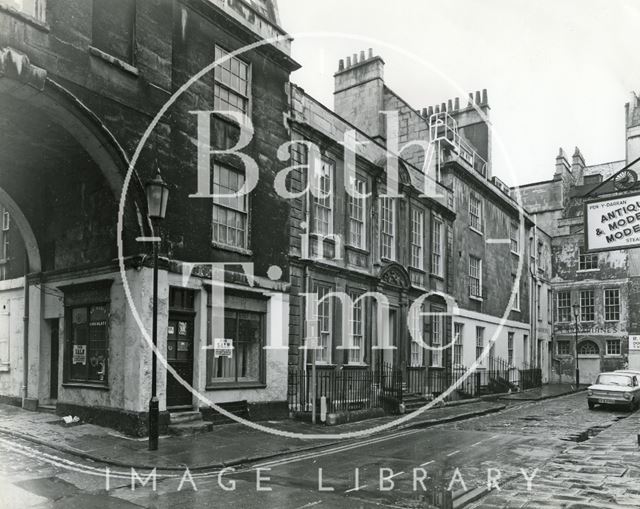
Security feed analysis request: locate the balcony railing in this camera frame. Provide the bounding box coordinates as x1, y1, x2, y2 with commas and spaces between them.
429, 111, 488, 178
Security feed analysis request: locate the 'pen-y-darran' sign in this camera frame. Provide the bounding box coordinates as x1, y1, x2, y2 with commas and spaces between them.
585, 193, 640, 251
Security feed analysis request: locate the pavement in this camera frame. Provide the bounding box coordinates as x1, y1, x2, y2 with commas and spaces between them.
0, 387, 635, 509
0, 384, 574, 472
497, 383, 583, 401
467, 402, 640, 508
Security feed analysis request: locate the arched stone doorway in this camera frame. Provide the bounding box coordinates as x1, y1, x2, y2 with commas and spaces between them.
0, 49, 147, 410
578, 340, 601, 385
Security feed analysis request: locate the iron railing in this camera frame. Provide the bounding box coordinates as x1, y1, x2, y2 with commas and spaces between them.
288, 358, 543, 416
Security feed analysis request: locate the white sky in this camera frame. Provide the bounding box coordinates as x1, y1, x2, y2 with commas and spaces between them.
278, 0, 640, 186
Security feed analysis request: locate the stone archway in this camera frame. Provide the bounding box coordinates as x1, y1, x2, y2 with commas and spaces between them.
578, 340, 601, 385
0, 187, 40, 273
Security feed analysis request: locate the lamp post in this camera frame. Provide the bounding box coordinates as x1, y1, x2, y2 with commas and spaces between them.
572, 303, 580, 390
145, 169, 169, 451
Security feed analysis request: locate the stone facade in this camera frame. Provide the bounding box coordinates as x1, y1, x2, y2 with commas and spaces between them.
286, 83, 456, 381
0, 0, 297, 434
519, 94, 640, 383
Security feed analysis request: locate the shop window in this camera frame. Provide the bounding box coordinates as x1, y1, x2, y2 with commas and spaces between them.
65, 304, 109, 384
211, 310, 264, 383
92, 0, 136, 64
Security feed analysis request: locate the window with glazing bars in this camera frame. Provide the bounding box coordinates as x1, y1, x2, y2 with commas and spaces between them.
469, 256, 482, 298
380, 197, 395, 260
348, 292, 364, 364
475, 326, 484, 362
348, 178, 367, 249
469, 192, 483, 231
453, 323, 463, 366
431, 307, 443, 367
314, 283, 332, 363
578, 247, 598, 270
556, 291, 571, 322
605, 288, 620, 321
580, 290, 594, 321
313, 158, 334, 235
431, 217, 443, 276
410, 208, 424, 269
214, 46, 249, 114
212, 163, 248, 249
508, 332, 514, 365
510, 221, 519, 253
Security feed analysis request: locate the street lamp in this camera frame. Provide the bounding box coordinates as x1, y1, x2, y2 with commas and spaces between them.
145, 168, 169, 451
572, 303, 580, 390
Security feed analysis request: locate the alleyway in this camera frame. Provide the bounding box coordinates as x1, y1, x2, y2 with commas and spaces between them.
1, 392, 638, 508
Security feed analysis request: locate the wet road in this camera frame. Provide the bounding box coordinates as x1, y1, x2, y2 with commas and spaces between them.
0, 392, 632, 508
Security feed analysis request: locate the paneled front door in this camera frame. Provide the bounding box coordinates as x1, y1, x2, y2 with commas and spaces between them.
166, 315, 194, 408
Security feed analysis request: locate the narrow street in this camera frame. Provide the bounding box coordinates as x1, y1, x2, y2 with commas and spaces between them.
1, 393, 638, 508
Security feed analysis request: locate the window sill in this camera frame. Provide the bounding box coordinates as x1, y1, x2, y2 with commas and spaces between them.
380, 256, 397, 264
0, 364, 9, 372
409, 266, 426, 274
206, 382, 266, 390
512, 308, 521, 313
510, 251, 520, 257
0, 4, 50, 32
89, 46, 139, 77
307, 363, 337, 369
344, 363, 368, 368
469, 295, 483, 302
429, 365, 445, 369
430, 273, 444, 281
211, 241, 253, 256
346, 244, 369, 255
310, 233, 336, 243
469, 226, 484, 236
576, 269, 600, 274
62, 382, 109, 391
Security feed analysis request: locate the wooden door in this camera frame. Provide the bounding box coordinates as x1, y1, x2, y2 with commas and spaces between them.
166, 315, 194, 408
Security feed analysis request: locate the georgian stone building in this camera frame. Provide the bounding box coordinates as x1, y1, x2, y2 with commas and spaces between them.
286, 81, 456, 385
519, 92, 640, 383
328, 51, 542, 384
0, 0, 297, 434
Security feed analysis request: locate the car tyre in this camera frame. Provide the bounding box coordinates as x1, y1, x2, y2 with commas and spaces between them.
588, 401, 595, 410
628, 401, 636, 412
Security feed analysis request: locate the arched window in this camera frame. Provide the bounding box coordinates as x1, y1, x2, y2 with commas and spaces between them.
578, 341, 599, 355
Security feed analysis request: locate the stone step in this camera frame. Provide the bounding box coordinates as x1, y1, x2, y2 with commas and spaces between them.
169, 410, 202, 424
168, 420, 213, 436
38, 404, 57, 414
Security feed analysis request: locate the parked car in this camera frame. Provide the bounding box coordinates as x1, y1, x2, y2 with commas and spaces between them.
587, 372, 640, 411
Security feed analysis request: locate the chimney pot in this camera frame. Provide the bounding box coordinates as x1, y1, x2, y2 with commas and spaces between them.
454, 97, 460, 110
346, 56, 351, 67
368, 48, 373, 59
353, 53, 358, 64
339, 59, 344, 71
475, 90, 481, 104
447, 99, 453, 110
482, 89, 488, 104
427, 106, 434, 117
441, 102, 446, 112
422, 108, 428, 118
360, 50, 365, 62
435, 105, 440, 114
468, 92, 474, 105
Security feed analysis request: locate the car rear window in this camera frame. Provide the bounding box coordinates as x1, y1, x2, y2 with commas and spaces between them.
596, 374, 633, 386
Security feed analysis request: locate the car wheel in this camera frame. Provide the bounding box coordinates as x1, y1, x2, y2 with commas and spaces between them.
588, 401, 595, 410
628, 401, 636, 412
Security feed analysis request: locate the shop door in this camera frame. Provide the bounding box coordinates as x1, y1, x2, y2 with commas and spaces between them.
166, 316, 194, 408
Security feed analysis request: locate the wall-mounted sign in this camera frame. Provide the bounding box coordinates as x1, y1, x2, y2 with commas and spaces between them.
629, 335, 640, 351
72, 345, 87, 365
585, 193, 640, 251
178, 321, 187, 336
214, 338, 233, 358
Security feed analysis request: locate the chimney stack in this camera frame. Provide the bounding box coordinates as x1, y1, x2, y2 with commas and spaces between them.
572, 146, 586, 183
554, 147, 571, 180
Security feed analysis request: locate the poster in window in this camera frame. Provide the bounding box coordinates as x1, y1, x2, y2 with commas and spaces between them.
168, 325, 175, 335
178, 321, 187, 336
73, 345, 87, 365
214, 338, 233, 358
177, 340, 189, 352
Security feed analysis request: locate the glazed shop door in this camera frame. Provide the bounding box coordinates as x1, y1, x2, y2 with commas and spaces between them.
166, 316, 194, 408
